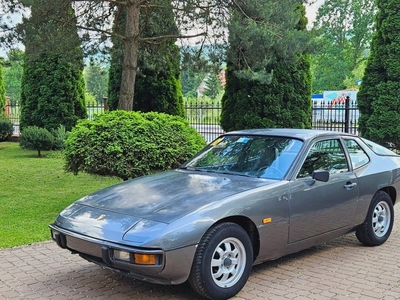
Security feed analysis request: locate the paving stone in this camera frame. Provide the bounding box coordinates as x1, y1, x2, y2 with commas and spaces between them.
2, 206, 400, 299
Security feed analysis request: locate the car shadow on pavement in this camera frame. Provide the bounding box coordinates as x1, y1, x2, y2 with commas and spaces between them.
42, 233, 362, 299
44, 264, 203, 299
5, 231, 392, 300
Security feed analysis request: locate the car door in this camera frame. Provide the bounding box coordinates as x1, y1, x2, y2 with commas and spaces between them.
288, 138, 359, 243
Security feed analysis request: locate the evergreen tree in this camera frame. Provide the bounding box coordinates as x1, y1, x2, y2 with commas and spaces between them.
220, 1, 312, 131
108, 1, 184, 116
4, 0, 316, 112
357, 0, 400, 148
19, 0, 86, 132
203, 72, 223, 100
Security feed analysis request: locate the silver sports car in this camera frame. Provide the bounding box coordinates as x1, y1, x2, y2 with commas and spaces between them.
50, 129, 400, 300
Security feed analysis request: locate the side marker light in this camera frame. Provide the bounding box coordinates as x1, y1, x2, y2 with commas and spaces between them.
262, 218, 272, 224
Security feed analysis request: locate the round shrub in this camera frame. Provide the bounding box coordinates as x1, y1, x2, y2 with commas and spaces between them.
64, 110, 206, 180
19, 126, 55, 157
0, 115, 14, 141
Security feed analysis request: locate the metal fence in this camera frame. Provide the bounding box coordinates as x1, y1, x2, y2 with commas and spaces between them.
4, 98, 106, 135
4, 98, 20, 135
185, 97, 360, 141
4, 97, 359, 141
311, 97, 359, 135
185, 102, 224, 142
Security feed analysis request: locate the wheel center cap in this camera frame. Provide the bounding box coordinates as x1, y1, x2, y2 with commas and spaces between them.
378, 215, 384, 222
223, 257, 232, 268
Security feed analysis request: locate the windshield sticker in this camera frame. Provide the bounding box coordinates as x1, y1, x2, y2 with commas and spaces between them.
210, 137, 224, 146
237, 137, 250, 143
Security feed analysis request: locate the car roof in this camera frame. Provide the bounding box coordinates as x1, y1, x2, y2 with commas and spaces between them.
225, 128, 355, 141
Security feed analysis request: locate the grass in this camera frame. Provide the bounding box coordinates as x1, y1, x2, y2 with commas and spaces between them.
0, 141, 121, 248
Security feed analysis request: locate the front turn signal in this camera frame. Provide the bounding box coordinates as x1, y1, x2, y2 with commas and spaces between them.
134, 253, 157, 265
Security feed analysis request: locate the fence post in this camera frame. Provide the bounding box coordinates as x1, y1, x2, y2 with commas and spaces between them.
103, 97, 109, 111
5, 96, 11, 117
344, 95, 350, 133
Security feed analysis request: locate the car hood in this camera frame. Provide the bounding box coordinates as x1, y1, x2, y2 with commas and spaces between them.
75, 170, 273, 223
54, 170, 277, 243
69, 171, 276, 223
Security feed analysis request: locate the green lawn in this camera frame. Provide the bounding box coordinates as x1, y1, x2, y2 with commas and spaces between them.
0, 141, 121, 248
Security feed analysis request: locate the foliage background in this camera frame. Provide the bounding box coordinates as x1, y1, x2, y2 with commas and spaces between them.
311, 0, 375, 92
357, 0, 400, 147
19, 0, 87, 131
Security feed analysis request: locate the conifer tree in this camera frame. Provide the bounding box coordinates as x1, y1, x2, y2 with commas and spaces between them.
220, 1, 312, 131
3, 0, 316, 112
357, 0, 400, 148
20, 0, 86, 131
108, 1, 183, 116
203, 73, 223, 100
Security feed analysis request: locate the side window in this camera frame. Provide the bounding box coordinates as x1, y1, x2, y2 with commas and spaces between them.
344, 139, 370, 169
297, 139, 349, 178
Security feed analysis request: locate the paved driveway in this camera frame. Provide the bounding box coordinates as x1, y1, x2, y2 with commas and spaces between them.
2, 206, 400, 300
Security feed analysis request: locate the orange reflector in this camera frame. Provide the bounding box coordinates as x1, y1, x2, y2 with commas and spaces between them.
263, 218, 272, 224
134, 254, 157, 265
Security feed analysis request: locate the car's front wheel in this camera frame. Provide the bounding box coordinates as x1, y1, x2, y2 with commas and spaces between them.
189, 222, 253, 300
356, 191, 394, 246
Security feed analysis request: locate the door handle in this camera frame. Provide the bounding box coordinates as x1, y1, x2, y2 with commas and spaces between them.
344, 182, 357, 190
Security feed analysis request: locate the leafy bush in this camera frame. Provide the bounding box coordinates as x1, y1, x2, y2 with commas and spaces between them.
64, 110, 206, 180
19, 126, 55, 157
0, 115, 14, 141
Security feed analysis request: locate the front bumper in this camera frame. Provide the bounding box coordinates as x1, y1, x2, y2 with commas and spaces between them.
49, 224, 197, 285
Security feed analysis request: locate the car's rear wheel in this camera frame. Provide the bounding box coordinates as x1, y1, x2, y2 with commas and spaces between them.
356, 191, 394, 246
188, 222, 253, 300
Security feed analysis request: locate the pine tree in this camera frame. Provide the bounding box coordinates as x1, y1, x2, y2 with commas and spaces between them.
203, 73, 223, 100
220, 1, 311, 131
357, 0, 400, 148
108, 1, 184, 116
19, 0, 86, 131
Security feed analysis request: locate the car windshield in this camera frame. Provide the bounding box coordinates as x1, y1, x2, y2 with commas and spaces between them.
182, 135, 303, 180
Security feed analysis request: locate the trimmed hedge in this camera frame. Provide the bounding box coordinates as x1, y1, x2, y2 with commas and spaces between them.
64, 110, 206, 180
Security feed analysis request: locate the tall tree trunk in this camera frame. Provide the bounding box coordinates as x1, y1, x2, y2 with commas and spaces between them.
118, 1, 140, 111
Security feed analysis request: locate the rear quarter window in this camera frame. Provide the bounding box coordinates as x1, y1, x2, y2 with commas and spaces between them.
361, 138, 398, 156
344, 139, 370, 169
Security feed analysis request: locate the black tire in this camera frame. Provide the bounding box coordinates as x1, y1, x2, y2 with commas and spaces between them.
188, 222, 253, 300
356, 191, 394, 246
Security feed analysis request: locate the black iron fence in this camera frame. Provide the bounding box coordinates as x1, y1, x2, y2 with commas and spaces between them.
185, 97, 359, 141
311, 96, 359, 135
4, 97, 359, 141
185, 102, 224, 142
4, 97, 106, 135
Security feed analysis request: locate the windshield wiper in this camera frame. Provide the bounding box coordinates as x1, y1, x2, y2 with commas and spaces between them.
215, 171, 256, 178
180, 167, 255, 177
179, 166, 209, 172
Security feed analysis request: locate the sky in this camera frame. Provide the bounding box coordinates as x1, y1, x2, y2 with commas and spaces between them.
306, 0, 324, 25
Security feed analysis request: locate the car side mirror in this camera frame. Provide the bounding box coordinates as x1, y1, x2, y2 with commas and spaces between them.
312, 170, 329, 182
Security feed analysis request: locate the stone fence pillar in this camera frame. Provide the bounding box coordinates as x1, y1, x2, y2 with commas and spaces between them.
5, 96, 11, 117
